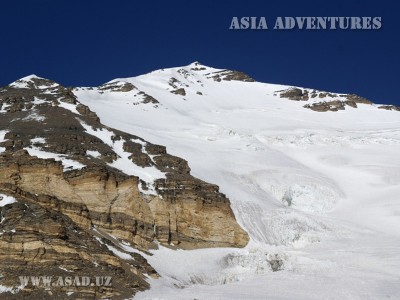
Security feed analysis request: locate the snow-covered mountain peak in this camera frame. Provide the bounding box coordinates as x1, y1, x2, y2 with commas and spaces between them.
185, 61, 223, 73
103, 62, 254, 93
1, 63, 400, 299
188, 60, 202, 66
8, 64, 399, 117
16, 74, 42, 81
9, 74, 59, 90
151, 61, 223, 75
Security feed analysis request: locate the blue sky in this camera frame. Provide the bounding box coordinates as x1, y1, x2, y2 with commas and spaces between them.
1, 0, 399, 105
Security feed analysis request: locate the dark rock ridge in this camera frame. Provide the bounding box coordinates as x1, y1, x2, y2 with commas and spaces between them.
206, 70, 255, 82
279, 88, 309, 101
0, 76, 249, 299
345, 94, 373, 104
97, 81, 159, 104
377, 105, 400, 111
171, 88, 186, 96
304, 100, 358, 112
276, 87, 389, 112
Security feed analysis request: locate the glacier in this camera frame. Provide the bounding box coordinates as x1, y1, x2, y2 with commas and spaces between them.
71, 62, 400, 299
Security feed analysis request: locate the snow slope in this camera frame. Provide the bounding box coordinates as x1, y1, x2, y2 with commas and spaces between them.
74, 62, 400, 299
0, 130, 7, 153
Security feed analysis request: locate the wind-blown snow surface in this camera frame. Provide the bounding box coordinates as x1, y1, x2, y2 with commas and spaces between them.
74, 63, 400, 299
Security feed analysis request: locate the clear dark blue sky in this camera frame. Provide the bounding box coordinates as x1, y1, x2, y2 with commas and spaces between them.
1, 0, 400, 105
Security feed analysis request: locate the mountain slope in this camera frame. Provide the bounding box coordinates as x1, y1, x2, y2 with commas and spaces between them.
1, 62, 399, 299
72, 62, 400, 299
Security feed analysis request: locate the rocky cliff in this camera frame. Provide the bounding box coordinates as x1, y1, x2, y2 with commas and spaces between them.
0, 76, 249, 299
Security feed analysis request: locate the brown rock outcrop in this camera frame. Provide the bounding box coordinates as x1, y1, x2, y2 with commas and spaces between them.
303, 99, 370, 112
377, 105, 400, 111
0, 149, 248, 249
208, 70, 255, 82
279, 88, 309, 101
0, 192, 154, 299
345, 94, 373, 104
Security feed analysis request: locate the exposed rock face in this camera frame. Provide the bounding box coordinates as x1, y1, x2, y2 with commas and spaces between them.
96, 81, 159, 104
208, 70, 255, 82
171, 88, 186, 96
279, 88, 309, 101
277, 86, 378, 112
138, 91, 159, 104
0, 191, 154, 299
0, 151, 248, 250
98, 82, 136, 93
304, 100, 358, 112
0, 76, 249, 298
345, 94, 373, 104
378, 105, 400, 111
76, 103, 101, 122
